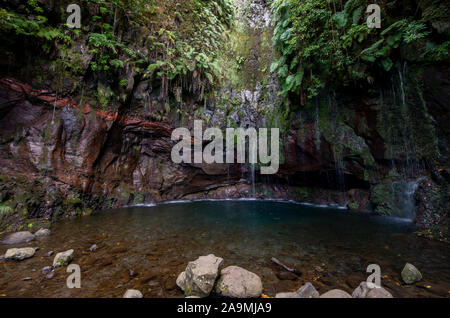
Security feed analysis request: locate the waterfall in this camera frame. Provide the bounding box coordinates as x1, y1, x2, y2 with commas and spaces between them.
248, 138, 256, 195
390, 178, 421, 219
403, 180, 420, 219
145, 90, 151, 117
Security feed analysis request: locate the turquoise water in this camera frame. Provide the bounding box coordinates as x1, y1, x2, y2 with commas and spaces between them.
1, 200, 449, 297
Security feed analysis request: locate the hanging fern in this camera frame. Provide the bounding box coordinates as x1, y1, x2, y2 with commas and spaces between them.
270, 0, 443, 102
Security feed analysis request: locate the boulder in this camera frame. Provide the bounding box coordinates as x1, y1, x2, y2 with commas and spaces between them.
176, 254, 223, 297
4, 247, 36, 261
401, 263, 422, 284
352, 282, 393, 298
1, 231, 35, 245
123, 289, 143, 298
215, 266, 263, 298
53, 249, 74, 267
320, 289, 352, 298
35, 228, 50, 237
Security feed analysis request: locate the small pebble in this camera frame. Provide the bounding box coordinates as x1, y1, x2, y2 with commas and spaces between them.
46, 271, 55, 279
46, 251, 54, 257
22, 277, 32, 281
123, 289, 143, 298
89, 244, 98, 252
42, 266, 52, 274
129, 269, 137, 277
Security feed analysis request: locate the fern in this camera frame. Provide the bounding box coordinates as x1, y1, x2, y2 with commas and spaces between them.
0, 204, 12, 216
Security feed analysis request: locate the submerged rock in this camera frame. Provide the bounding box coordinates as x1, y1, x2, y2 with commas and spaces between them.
320, 289, 352, 298
123, 289, 143, 298
35, 228, 50, 237
46, 251, 54, 257
5, 247, 36, 261
275, 282, 319, 298
215, 266, 263, 298
352, 282, 393, 298
276, 271, 298, 281
53, 249, 74, 267
42, 266, 53, 274
176, 254, 223, 297
1, 231, 35, 245
401, 263, 422, 284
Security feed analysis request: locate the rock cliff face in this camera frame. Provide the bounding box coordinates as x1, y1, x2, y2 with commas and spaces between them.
0, 0, 448, 240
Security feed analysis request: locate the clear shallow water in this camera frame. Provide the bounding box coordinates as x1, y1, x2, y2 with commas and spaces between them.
0, 200, 449, 298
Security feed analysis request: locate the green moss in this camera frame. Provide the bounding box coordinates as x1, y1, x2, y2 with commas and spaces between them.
348, 202, 358, 210
295, 187, 309, 200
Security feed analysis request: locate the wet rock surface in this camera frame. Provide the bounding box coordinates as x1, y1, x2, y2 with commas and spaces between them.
35, 228, 50, 237
1, 232, 35, 245
401, 263, 423, 285
53, 249, 74, 267
296, 282, 320, 298
123, 289, 143, 298
4, 247, 36, 261
0, 72, 448, 238
276, 282, 320, 298
215, 266, 263, 298
320, 289, 352, 298
352, 282, 393, 298
176, 254, 223, 297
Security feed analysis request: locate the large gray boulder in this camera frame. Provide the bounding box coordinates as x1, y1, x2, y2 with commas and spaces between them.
1, 231, 35, 245
176, 254, 224, 297
401, 263, 422, 284
320, 289, 352, 298
53, 249, 74, 267
123, 289, 143, 298
352, 282, 393, 298
4, 247, 36, 261
215, 266, 263, 298
275, 282, 319, 298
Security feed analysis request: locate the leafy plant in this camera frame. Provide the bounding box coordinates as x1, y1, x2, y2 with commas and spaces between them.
270, 0, 444, 103
0, 204, 12, 216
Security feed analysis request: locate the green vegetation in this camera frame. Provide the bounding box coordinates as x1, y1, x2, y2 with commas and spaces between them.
0, 204, 13, 216
270, 0, 449, 103
0, 0, 234, 107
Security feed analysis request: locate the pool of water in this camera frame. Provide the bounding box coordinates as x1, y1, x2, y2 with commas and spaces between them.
0, 200, 449, 298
